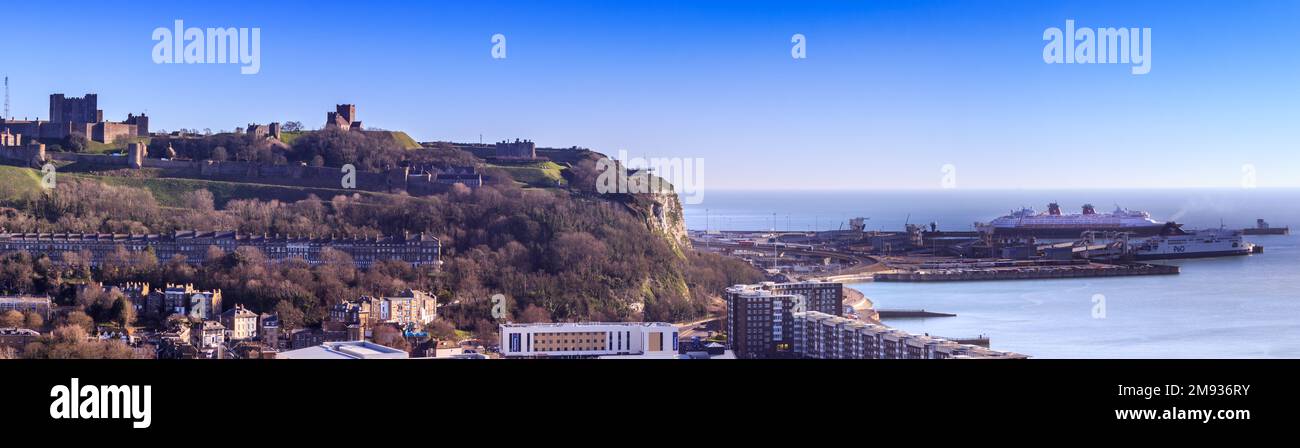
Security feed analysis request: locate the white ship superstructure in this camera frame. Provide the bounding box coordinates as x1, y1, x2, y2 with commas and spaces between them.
982, 203, 1168, 238
1133, 227, 1254, 260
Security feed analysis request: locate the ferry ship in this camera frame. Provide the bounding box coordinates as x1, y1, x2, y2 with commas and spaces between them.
983, 203, 1171, 238
1132, 226, 1254, 260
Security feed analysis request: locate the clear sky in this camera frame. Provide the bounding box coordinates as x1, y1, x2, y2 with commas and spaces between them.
3, 0, 1298, 189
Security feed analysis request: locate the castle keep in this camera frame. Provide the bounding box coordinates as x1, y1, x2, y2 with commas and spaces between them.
0, 93, 146, 143
495, 138, 536, 159
325, 104, 362, 131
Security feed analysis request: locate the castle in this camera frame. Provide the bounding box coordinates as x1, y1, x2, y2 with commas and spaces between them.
0, 93, 147, 143
325, 104, 362, 131
0, 128, 46, 167
495, 138, 536, 159
245, 122, 281, 140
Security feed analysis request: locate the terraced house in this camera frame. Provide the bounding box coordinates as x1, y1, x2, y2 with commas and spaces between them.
0, 230, 440, 269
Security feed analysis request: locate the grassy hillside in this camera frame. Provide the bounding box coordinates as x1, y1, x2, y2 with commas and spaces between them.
375, 131, 422, 150
278, 131, 306, 146
81, 174, 370, 208
0, 164, 366, 209
488, 161, 567, 188
38, 136, 149, 154
0, 165, 45, 206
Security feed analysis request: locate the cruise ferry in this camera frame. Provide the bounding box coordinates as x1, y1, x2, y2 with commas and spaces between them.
1132, 226, 1254, 260
983, 203, 1171, 238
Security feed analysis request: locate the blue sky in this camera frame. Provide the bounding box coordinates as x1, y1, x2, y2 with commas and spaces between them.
2, 0, 1298, 189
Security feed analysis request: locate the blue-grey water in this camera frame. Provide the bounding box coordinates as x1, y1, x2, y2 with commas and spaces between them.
684, 189, 1300, 358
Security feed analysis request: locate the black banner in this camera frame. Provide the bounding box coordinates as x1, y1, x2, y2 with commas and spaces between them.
0, 360, 1291, 436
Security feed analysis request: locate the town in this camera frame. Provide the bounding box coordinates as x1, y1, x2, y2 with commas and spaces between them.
0, 89, 1026, 360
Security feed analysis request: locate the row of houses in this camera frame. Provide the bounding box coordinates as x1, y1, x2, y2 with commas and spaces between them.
155, 288, 440, 359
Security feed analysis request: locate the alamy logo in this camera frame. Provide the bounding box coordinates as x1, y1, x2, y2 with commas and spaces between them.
491, 294, 508, 320
152, 20, 261, 75
41, 163, 56, 190
1091, 293, 1107, 319
595, 149, 705, 205
1043, 19, 1151, 75
791, 33, 807, 59
49, 378, 151, 429
341, 164, 357, 189
1241, 163, 1257, 189
940, 163, 957, 189
491, 33, 507, 59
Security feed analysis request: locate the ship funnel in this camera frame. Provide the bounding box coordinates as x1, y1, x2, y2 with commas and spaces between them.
1048, 203, 1061, 216
1082, 204, 1096, 215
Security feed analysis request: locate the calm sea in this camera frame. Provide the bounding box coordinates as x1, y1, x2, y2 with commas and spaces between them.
684, 189, 1300, 358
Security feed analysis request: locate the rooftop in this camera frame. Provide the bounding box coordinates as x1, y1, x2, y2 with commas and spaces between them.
276, 341, 409, 360
500, 321, 677, 329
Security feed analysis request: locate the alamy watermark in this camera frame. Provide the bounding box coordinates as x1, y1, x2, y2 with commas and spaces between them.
49, 378, 151, 429
492, 33, 507, 59
595, 149, 705, 205
341, 164, 356, 189
791, 33, 807, 59
41, 163, 56, 190
1092, 293, 1107, 319
1241, 163, 1257, 189
152, 20, 261, 75
940, 163, 957, 189
1043, 19, 1151, 75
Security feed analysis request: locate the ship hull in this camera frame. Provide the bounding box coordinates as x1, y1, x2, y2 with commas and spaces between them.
991, 224, 1168, 239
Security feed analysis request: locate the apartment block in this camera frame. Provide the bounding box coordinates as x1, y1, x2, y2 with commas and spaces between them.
792, 311, 1027, 359
723, 281, 843, 359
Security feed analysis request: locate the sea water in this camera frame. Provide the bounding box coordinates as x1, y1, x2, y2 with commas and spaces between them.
684, 189, 1300, 358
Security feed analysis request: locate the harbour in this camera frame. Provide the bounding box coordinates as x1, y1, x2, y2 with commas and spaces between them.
687, 189, 1300, 358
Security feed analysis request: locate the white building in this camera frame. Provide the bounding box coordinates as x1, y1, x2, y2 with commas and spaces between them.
221, 304, 259, 341
499, 322, 679, 358
275, 341, 410, 359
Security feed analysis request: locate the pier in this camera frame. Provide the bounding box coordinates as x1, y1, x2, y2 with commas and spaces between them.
877, 309, 956, 318
936, 335, 991, 348
874, 262, 1178, 282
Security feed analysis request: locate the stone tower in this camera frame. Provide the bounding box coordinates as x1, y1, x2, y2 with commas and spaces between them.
128, 142, 145, 168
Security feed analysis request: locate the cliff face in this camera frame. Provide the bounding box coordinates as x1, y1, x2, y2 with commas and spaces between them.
623, 188, 691, 257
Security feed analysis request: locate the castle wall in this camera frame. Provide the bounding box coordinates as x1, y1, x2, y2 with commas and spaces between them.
0, 144, 45, 167
92, 122, 137, 144
27, 151, 465, 196
0, 120, 136, 143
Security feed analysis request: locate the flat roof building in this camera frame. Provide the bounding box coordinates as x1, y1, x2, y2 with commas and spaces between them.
793, 311, 1027, 359
275, 341, 409, 359
723, 281, 844, 359
0, 295, 51, 319
499, 322, 679, 358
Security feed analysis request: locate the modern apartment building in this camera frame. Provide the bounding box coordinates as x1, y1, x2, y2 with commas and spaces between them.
499, 322, 679, 358
723, 281, 843, 359
793, 311, 1027, 359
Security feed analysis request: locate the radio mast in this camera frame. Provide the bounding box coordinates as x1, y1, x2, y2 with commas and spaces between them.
3, 76, 8, 119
